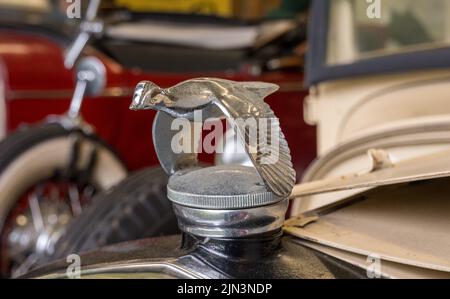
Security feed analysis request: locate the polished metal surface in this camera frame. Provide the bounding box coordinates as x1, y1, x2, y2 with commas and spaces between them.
215, 126, 253, 167
67, 56, 106, 119
151, 111, 198, 175
131, 78, 296, 198
167, 165, 282, 209
23, 233, 365, 279
35, 260, 207, 279
7, 183, 95, 278
173, 200, 288, 238
75, 56, 107, 97
131, 78, 295, 238
64, 0, 103, 69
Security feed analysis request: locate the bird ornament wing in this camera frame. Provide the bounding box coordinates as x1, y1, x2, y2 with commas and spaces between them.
210, 79, 296, 198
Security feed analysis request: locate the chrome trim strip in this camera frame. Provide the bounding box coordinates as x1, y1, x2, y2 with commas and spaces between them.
36, 260, 208, 279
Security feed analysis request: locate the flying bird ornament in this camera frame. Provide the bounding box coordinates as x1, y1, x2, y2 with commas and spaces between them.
130, 78, 296, 198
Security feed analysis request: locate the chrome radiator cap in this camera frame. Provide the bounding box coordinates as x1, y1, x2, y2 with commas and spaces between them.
167, 165, 287, 238
167, 165, 282, 210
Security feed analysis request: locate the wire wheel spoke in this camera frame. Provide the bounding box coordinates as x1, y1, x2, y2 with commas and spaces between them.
1, 175, 97, 277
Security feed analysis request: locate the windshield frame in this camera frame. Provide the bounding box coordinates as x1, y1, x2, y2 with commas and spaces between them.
306, 0, 450, 86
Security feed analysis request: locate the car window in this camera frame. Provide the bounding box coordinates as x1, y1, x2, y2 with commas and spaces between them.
327, 0, 450, 66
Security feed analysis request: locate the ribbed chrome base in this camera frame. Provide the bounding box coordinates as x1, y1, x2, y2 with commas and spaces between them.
172, 200, 288, 238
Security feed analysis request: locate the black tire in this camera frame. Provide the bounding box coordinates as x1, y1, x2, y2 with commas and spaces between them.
0, 122, 128, 224
0, 122, 128, 277
43, 167, 179, 263
0, 122, 126, 172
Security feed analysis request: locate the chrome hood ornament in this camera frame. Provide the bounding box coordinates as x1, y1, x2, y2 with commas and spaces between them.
130, 78, 296, 198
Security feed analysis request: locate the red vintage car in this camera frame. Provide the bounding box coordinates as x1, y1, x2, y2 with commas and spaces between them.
0, 2, 315, 276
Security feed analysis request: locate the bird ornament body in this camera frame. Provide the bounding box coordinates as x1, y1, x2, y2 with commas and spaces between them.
130, 78, 296, 198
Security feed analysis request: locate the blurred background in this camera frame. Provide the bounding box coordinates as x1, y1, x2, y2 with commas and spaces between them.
0, 0, 312, 277
0, 0, 313, 172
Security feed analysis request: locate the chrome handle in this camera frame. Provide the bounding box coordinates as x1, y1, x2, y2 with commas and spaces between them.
64, 0, 103, 69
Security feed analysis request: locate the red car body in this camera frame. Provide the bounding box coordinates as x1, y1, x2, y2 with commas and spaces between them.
0, 29, 315, 180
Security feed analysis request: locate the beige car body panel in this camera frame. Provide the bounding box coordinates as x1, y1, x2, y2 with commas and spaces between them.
293, 69, 450, 214
285, 174, 450, 278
